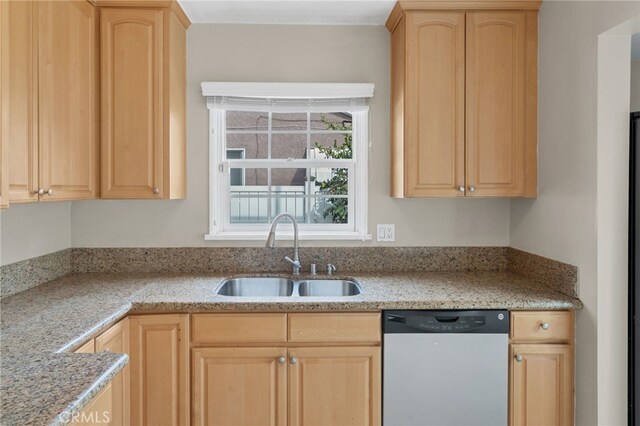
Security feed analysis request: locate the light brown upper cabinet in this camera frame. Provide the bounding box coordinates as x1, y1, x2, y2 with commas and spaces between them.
1, 0, 99, 203
0, 0, 8, 209
388, 2, 539, 197
2, 0, 39, 203
100, 4, 188, 199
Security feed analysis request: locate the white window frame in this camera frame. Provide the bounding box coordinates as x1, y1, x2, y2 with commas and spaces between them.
202, 82, 373, 241
226, 148, 246, 186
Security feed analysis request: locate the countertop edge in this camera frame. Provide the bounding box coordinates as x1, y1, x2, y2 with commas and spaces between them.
57, 304, 132, 353
50, 354, 128, 426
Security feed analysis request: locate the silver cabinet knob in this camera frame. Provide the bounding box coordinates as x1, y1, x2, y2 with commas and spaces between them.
278, 356, 286, 365
289, 356, 298, 365
45, 189, 53, 196
34, 188, 44, 195
515, 354, 523, 362
153, 187, 160, 194
469, 186, 476, 192
458, 186, 465, 192
541, 322, 550, 330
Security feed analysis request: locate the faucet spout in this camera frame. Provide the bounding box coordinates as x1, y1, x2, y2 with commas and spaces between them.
266, 213, 300, 275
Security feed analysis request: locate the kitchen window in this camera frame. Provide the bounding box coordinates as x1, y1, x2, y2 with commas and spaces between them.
202, 82, 374, 240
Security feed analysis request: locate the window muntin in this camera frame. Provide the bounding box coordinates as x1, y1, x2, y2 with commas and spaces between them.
222, 111, 354, 227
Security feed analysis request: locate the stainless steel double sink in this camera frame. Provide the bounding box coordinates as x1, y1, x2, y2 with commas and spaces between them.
215, 277, 362, 297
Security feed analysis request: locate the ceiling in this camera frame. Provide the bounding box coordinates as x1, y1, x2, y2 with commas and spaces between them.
178, 0, 396, 25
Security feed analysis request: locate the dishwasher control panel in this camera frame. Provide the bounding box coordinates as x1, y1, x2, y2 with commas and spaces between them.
384, 310, 509, 334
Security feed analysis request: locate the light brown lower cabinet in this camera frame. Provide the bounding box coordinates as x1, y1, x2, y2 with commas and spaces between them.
509, 311, 574, 426
191, 345, 381, 426
95, 318, 130, 426
70, 310, 575, 426
129, 314, 189, 426
288, 346, 381, 425
73, 318, 129, 425
76, 382, 113, 425
191, 313, 381, 426
192, 347, 287, 426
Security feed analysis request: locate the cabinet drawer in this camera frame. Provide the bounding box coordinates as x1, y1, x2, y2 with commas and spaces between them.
510, 311, 573, 342
288, 313, 381, 343
192, 313, 287, 344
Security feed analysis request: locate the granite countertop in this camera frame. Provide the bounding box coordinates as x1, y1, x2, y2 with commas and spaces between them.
0, 352, 128, 426
0, 271, 582, 425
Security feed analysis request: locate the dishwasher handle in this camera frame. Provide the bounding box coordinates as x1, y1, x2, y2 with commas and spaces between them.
434, 316, 460, 323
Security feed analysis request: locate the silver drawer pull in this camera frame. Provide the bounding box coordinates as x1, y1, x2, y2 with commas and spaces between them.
540, 322, 550, 330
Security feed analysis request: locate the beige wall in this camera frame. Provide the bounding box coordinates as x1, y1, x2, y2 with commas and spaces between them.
69, 24, 510, 249
632, 59, 640, 111
0, 203, 71, 265
510, 2, 640, 424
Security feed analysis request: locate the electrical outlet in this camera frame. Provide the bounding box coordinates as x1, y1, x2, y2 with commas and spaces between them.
377, 224, 395, 242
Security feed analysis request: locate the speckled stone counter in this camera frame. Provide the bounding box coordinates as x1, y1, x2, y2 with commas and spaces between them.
0, 271, 581, 425
0, 352, 127, 426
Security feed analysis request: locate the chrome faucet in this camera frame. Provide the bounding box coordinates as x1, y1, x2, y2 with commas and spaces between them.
265, 213, 301, 275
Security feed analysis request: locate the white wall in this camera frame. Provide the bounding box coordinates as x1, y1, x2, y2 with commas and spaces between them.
598, 17, 637, 424
0, 203, 71, 265
632, 59, 640, 111
510, 2, 640, 424
70, 24, 510, 248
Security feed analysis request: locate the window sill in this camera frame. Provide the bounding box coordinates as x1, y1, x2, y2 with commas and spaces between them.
204, 231, 372, 241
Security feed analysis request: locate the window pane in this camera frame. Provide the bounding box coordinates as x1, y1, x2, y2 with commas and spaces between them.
243, 168, 268, 186
271, 134, 307, 159
226, 134, 268, 159
310, 112, 352, 131
272, 113, 307, 131
312, 168, 348, 195
271, 168, 307, 188
271, 196, 307, 223
226, 111, 268, 131
311, 197, 348, 224
310, 133, 352, 160
230, 194, 269, 224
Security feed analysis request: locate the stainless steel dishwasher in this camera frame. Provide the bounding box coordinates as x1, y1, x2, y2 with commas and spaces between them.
383, 310, 509, 426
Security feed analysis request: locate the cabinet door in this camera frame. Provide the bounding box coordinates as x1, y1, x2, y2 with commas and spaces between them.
2, 0, 38, 203
192, 347, 287, 426
288, 346, 381, 426
466, 11, 528, 196
100, 8, 164, 199
129, 314, 189, 426
510, 344, 573, 426
0, 0, 7, 209
38, 0, 98, 201
404, 12, 465, 197
96, 318, 130, 426
78, 382, 113, 425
